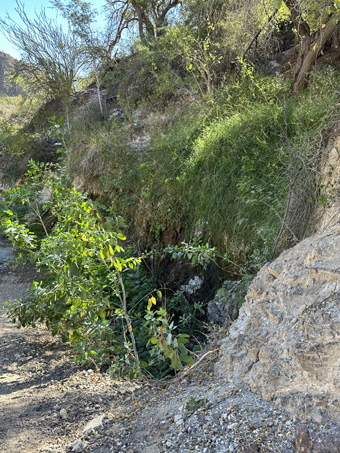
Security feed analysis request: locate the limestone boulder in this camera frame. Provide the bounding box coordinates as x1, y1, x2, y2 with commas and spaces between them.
216, 224, 340, 423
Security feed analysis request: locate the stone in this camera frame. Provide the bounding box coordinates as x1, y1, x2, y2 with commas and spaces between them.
109, 108, 125, 120
207, 301, 226, 326
207, 280, 249, 326
59, 408, 67, 419
316, 135, 340, 232
243, 444, 259, 453
174, 414, 183, 424
180, 276, 203, 295
67, 439, 87, 452
83, 414, 105, 435
267, 267, 279, 279
292, 425, 340, 453
216, 224, 340, 423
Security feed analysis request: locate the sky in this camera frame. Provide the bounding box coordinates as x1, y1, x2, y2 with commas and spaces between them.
0, 0, 107, 59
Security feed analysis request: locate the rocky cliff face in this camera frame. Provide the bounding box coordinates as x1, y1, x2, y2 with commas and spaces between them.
0, 51, 17, 96
216, 135, 340, 424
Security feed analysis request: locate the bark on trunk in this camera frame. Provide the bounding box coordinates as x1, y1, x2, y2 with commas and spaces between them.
130, 0, 155, 42
292, 24, 339, 93
291, 34, 312, 93
284, 1, 340, 93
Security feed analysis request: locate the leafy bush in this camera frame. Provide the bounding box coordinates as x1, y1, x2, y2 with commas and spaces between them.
0, 133, 194, 378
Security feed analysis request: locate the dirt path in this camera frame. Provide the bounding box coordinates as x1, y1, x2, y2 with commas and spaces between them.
0, 265, 145, 453
0, 267, 75, 452
0, 309, 76, 452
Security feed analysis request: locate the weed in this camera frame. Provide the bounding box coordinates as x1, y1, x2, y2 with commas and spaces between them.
185, 396, 206, 412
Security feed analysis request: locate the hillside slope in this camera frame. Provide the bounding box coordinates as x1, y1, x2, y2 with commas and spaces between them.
0, 51, 18, 96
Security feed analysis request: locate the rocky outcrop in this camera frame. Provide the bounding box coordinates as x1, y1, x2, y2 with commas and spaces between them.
0, 52, 18, 96
293, 425, 340, 452
216, 224, 340, 423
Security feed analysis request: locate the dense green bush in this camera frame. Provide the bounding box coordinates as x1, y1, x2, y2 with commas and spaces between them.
0, 149, 194, 378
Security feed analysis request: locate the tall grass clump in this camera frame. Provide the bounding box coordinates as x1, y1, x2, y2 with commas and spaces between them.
68, 67, 340, 258
151, 68, 340, 256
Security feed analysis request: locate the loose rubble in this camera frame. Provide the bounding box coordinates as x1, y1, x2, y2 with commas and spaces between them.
70, 373, 336, 453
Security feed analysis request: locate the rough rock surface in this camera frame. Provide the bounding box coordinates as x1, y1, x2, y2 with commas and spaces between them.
207, 280, 250, 326
293, 425, 340, 452
216, 224, 340, 423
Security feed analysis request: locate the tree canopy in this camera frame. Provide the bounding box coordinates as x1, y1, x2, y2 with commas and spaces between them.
0, 1, 86, 100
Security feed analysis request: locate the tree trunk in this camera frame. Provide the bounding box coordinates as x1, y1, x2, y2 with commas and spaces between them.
93, 61, 104, 118
284, 1, 339, 93
292, 23, 339, 93
291, 34, 312, 93
130, 0, 155, 42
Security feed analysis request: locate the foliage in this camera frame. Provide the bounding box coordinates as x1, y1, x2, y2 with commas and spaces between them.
145, 293, 194, 372
0, 120, 194, 377
279, 0, 340, 92
104, 0, 181, 45
185, 395, 206, 412
0, 118, 13, 142
164, 239, 218, 267
2, 0, 340, 388
51, 0, 108, 116
0, 1, 87, 102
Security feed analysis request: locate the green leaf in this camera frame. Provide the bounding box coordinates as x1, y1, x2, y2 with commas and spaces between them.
171, 353, 182, 370
178, 342, 188, 354
178, 334, 189, 343
186, 357, 195, 366
116, 231, 126, 240
114, 260, 123, 271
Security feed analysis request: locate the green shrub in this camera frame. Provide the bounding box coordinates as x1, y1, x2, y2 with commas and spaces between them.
0, 152, 193, 378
